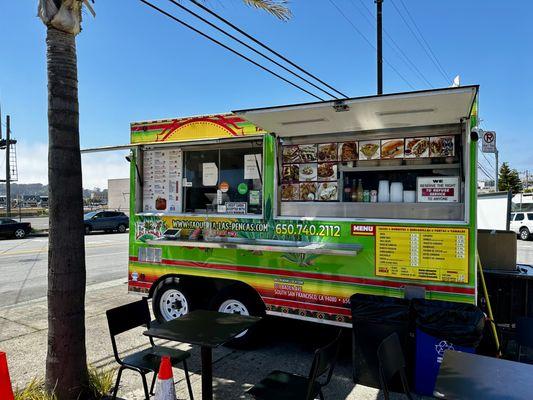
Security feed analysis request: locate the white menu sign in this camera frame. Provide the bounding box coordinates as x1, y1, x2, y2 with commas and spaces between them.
417, 176, 460, 203
244, 154, 262, 180
143, 148, 183, 212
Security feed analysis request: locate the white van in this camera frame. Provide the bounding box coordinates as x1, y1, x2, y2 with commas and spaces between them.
510, 212, 533, 240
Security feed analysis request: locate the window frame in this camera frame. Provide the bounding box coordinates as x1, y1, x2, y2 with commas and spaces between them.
180, 138, 265, 218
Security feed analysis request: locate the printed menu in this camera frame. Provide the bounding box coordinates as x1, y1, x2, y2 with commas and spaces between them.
143, 149, 182, 212
280, 134, 456, 203
375, 226, 469, 283
281, 143, 338, 202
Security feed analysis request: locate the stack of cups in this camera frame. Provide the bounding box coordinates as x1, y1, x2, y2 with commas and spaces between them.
390, 182, 404, 202
378, 180, 390, 202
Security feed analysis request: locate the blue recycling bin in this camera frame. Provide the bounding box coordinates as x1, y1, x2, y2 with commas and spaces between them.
412, 299, 484, 396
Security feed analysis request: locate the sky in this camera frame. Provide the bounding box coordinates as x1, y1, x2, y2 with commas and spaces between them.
0, 0, 532, 189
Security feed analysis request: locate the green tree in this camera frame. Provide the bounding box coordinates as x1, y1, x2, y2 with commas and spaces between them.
498, 162, 523, 194
37, 1, 289, 398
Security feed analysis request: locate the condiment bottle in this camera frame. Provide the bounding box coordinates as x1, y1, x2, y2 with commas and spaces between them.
363, 190, 370, 202
356, 179, 364, 202
351, 179, 358, 202
344, 176, 352, 202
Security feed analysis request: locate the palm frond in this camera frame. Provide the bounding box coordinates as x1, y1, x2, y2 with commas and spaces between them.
242, 0, 291, 21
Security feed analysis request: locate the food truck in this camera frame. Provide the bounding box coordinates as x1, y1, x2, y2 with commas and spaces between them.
127, 86, 479, 341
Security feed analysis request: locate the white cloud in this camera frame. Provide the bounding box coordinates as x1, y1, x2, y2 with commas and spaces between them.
15, 142, 129, 190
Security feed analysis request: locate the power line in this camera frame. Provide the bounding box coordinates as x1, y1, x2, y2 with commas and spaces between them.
188, 0, 349, 99
481, 150, 495, 170
397, 0, 451, 82
139, 0, 325, 101
353, 0, 434, 88
478, 162, 494, 181
389, 0, 450, 84
478, 165, 493, 181
328, 0, 415, 90
168, 0, 340, 99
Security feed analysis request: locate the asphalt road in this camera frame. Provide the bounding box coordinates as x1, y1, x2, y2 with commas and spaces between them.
0, 232, 128, 307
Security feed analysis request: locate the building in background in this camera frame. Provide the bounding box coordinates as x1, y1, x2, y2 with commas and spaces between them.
107, 178, 129, 213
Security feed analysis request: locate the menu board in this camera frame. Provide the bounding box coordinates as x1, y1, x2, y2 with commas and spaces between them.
143, 148, 182, 212
375, 226, 468, 283
280, 134, 456, 203
281, 143, 338, 202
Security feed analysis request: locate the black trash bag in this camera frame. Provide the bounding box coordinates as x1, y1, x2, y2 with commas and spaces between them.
350, 294, 412, 389
412, 298, 485, 347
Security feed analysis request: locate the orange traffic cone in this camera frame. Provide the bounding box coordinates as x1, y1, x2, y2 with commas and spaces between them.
154, 356, 176, 400
0, 352, 14, 400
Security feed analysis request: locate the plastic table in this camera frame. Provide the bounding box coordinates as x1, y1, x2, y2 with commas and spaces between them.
434, 350, 533, 399
143, 310, 261, 400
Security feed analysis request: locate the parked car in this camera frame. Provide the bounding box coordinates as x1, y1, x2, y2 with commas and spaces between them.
84, 211, 129, 234
510, 212, 533, 240
0, 218, 32, 239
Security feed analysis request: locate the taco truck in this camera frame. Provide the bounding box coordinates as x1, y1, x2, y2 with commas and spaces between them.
127, 86, 479, 343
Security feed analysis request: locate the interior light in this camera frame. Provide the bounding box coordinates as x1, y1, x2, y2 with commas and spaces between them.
376, 108, 435, 116
280, 118, 327, 126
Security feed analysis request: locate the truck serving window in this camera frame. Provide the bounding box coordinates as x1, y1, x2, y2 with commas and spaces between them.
183, 141, 263, 215
278, 126, 466, 221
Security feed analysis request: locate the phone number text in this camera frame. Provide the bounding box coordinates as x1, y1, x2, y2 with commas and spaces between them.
275, 223, 341, 237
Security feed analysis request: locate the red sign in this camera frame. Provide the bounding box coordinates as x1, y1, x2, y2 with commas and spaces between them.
422, 188, 455, 196
351, 225, 375, 236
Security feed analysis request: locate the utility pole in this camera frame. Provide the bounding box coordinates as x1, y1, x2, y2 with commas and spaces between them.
1, 114, 16, 216
495, 149, 499, 191
376, 0, 383, 95
6, 115, 11, 216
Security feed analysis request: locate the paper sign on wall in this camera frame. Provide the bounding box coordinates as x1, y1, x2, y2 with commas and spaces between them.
417, 176, 460, 203
202, 163, 218, 186
244, 154, 262, 180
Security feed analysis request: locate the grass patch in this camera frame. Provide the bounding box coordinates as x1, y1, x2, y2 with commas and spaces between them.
13, 366, 115, 400
14, 378, 56, 400
88, 365, 115, 399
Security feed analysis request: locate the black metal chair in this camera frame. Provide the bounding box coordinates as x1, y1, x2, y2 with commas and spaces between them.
106, 298, 194, 400
247, 330, 342, 400
516, 317, 533, 362
376, 333, 413, 400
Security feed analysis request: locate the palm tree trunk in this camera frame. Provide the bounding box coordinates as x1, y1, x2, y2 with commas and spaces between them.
45, 26, 89, 400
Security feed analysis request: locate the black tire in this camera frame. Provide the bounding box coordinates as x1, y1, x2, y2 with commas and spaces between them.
14, 228, 26, 239
117, 224, 127, 233
85, 225, 91, 235
209, 286, 265, 348
520, 227, 531, 241
152, 278, 196, 323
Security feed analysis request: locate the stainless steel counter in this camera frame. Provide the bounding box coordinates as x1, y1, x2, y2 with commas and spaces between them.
146, 237, 362, 256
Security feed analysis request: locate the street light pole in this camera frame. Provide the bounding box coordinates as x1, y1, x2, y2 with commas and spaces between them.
376, 0, 383, 95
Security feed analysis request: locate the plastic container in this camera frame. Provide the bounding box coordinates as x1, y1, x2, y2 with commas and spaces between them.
378, 180, 390, 202
390, 182, 403, 202
350, 294, 412, 389
412, 299, 485, 396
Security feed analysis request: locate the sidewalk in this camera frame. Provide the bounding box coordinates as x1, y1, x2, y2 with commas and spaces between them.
0, 280, 402, 399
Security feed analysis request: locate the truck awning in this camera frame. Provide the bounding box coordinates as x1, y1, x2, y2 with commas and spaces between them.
234, 86, 478, 137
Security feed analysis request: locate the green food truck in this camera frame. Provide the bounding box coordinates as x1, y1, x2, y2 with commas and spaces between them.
127, 86, 479, 343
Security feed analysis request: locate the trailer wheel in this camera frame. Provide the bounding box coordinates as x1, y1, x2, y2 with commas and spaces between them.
153, 280, 194, 322
520, 227, 531, 241
209, 287, 265, 348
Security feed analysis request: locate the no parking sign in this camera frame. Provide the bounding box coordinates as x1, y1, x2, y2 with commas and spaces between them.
482, 131, 496, 153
